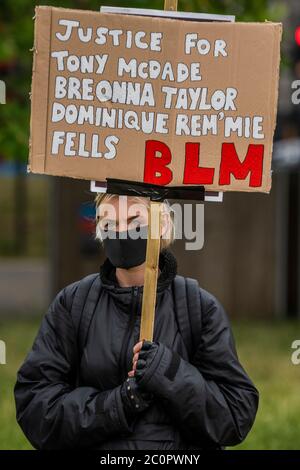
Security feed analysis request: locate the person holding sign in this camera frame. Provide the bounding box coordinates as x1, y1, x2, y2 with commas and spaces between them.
14, 194, 259, 450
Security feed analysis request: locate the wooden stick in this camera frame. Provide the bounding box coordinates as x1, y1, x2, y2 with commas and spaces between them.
139, 201, 163, 341
164, 0, 178, 11
139, 0, 178, 342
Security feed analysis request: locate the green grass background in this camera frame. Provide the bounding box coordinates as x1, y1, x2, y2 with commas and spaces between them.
0, 317, 299, 450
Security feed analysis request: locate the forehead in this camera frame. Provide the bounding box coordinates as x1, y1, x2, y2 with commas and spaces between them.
98, 196, 149, 219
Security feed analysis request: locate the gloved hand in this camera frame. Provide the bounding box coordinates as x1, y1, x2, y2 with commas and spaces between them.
120, 376, 154, 424
134, 340, 182, 396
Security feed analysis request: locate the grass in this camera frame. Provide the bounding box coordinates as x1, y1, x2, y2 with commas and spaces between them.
0, 316, 299, 450
0, 316, 39, 450
230, 319, 300, 450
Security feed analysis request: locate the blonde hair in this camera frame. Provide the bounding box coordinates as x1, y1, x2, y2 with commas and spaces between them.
94, 192, 175, 251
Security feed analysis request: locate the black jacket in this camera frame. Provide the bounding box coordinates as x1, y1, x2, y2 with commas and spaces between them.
14, 249, 259, 450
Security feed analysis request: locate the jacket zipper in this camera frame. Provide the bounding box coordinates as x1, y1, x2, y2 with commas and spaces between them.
119, 286, 140, 381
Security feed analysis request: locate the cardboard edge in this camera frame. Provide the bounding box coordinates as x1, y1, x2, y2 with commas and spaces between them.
266, 22, 283, 194
28, 5, 52, 175
27, 8, 38, 174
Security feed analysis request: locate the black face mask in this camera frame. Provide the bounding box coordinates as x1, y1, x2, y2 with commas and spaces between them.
101, 225, 149, 269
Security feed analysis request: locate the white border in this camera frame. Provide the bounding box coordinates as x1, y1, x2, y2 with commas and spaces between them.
100, 6, 235, 23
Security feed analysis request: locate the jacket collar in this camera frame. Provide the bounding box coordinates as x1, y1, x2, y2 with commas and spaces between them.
99, 248, 178, 297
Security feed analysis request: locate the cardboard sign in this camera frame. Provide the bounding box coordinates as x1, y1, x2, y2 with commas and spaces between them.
28, 6, 282, 193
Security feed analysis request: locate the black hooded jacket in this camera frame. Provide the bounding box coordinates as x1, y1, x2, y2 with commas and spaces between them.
14, 249, 259, 450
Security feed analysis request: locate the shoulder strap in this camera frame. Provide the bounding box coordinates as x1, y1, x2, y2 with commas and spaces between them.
172, 275, 202, 359
71, 273, 102, 357
185, 276, 202, 356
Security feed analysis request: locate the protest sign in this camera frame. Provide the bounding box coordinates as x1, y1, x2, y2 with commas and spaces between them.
28, 6, 282, 192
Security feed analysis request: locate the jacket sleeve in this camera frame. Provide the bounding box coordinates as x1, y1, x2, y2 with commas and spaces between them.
135, 288, 259, 447
14, 284, 135, 450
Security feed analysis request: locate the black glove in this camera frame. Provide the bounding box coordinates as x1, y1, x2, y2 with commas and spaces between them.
134, 340, 182, 395
120, 376, 154, 424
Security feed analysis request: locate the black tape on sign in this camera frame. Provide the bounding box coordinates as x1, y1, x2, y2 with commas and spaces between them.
105, 178, 205, 202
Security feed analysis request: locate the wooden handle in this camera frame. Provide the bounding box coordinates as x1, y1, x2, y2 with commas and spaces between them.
138, 0, 177, 342
139, 201, 163, 341
164, 0, 178, 11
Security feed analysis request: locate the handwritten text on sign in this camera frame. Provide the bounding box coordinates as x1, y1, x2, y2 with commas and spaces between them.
29, 7, 282, 192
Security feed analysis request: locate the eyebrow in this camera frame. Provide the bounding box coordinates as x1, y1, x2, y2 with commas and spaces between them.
100, 215, 141, 223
